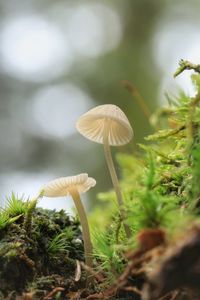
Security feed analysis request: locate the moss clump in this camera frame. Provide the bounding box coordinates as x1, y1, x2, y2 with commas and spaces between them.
0, 195, 85, 299
89, 64, 200, 299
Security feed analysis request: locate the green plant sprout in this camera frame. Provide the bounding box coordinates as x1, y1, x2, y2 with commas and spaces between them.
6, 192, 29, 217
41, 173, 96, 269
92, 230, 124, 283
0, 211, 22, 230
21, 190, 44, 235
48, 232, 70, 259
76, 104, 133, 239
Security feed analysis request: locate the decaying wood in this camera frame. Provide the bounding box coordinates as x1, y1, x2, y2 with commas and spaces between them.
143, 226, 200, 300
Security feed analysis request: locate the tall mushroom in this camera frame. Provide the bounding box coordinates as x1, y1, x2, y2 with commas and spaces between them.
41, 173, 96, 268
76, 104, 133, 238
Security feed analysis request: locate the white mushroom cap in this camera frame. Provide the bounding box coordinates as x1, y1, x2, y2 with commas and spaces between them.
76, 104, 133, 146
42, 173, 96, 197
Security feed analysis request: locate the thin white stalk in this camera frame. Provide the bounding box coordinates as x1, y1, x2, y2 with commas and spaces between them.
70, 188, 93, 268
103, 124, 131, 238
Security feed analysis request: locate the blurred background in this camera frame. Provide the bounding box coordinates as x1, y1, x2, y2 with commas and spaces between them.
0, 0, 200, 211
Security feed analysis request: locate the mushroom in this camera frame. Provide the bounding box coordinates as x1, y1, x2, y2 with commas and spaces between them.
41, 173, 96, 268
76, 104, 133, 238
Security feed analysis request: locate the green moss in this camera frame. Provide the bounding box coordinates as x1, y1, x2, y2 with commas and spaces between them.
0, 200, 84, 298
90, 64, 200, 286
6, 192, 29, 217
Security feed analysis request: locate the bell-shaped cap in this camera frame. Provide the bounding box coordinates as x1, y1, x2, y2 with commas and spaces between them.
76, 104, 133, 146
42, 173, 96, 197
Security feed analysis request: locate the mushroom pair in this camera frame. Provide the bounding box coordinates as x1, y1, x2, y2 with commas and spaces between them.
42, 104, 133, 270
76, 104, 133, 238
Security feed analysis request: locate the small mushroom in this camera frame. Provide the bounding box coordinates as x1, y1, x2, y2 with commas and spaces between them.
76, 104, 133, 238
41, 173, 96, 268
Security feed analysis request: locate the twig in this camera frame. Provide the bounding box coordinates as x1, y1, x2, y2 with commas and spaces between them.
19, 251, 35, 270
121, 286, 142, 295
80, 262, 105, 283
158, 293, 171, 300
104, 246, 164, 298
171, 290, 180, 300
122, 80, 151, 120
86, 246, 164, 300
158, 290, 180, 300
43, 287, 64, 300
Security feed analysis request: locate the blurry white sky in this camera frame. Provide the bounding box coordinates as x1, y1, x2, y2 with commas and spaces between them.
0, 1, 122, 210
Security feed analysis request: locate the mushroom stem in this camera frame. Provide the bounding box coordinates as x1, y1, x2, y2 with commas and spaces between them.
69, 188, 93, 268
103, 127, 131, 239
